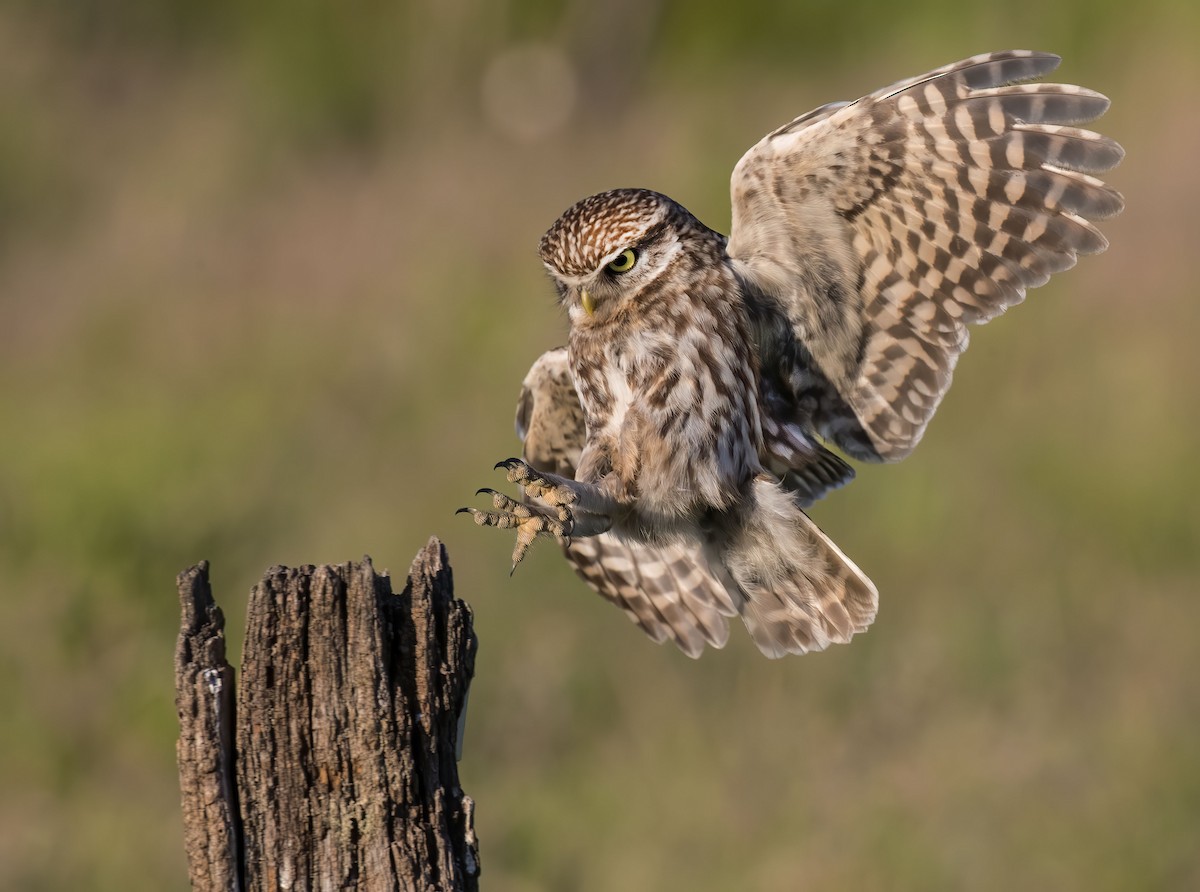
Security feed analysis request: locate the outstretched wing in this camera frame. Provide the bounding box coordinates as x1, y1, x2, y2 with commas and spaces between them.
728, 50, 1124, 461
515, 348, 737, 658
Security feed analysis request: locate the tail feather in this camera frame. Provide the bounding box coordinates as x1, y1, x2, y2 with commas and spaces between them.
713, 478, 878, 658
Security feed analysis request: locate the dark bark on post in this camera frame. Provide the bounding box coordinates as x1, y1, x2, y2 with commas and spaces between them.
174, 538, 479, 892
176, 561, 242, 891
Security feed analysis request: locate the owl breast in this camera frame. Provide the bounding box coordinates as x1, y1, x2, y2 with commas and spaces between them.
569, 279, 764, 525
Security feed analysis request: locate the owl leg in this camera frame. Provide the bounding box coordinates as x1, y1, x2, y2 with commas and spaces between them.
459, 458, 619, 570
494, 457, 622, 517
458, 488, 573, 570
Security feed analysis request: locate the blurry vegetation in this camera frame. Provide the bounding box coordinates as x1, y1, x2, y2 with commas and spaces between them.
0, 1, 1197, 889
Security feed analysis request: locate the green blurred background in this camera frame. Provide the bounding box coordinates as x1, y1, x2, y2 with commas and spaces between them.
1, 1, 1197, 889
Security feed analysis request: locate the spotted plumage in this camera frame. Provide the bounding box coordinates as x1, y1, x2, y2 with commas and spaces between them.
462, 51, 1123, 657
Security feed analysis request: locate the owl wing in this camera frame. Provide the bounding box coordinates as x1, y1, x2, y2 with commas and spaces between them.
515, 348, 737, 658
727, 50, 1124, 461
760, 409, 855, 508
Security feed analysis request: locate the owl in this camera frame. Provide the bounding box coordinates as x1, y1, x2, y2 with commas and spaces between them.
460, 51, 1124, 658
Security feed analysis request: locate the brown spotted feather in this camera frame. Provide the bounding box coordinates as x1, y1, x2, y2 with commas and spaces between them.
728, 50, 1124, 461
517, 348, 736, 657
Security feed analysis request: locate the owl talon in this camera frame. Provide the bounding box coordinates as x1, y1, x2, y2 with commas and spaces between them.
458, 483, 574, 570
494, 458, 578, 507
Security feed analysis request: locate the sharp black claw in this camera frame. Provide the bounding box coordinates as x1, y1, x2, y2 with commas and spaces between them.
509, 563, 518, 577
476, 487, 497, 497
494, 458, 522, 471
456, 507, 472, 515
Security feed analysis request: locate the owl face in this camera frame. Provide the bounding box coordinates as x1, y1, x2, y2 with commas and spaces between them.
538, 188, 692, 323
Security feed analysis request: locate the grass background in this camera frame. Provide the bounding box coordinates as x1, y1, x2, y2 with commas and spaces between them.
1, 1, 1197, 889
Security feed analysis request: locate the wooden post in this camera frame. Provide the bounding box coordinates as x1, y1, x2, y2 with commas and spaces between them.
174, 538, 479, 892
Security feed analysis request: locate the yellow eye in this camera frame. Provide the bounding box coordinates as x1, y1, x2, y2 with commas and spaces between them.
606, 249, 638, 274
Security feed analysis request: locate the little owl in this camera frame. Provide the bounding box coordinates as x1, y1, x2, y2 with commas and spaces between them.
460, 51, 1124, 658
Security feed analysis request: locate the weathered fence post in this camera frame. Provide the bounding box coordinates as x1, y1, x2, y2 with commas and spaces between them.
174, 538, 479, 892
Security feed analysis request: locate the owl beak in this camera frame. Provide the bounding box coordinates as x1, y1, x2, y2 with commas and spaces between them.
580, 289, 595, 316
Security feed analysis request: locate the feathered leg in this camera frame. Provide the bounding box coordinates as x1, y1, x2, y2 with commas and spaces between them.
458, 458, 619, 568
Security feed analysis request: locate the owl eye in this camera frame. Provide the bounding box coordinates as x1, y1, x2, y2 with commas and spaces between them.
606, 249, 638, 274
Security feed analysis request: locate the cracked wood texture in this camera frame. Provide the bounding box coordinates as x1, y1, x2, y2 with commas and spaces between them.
174, 538, 479, 892
176, 559, 242, 891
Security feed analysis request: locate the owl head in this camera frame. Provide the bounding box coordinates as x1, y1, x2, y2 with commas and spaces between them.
538, 188, 711, 323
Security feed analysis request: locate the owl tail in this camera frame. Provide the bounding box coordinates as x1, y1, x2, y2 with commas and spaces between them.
711, 477, 878, 658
